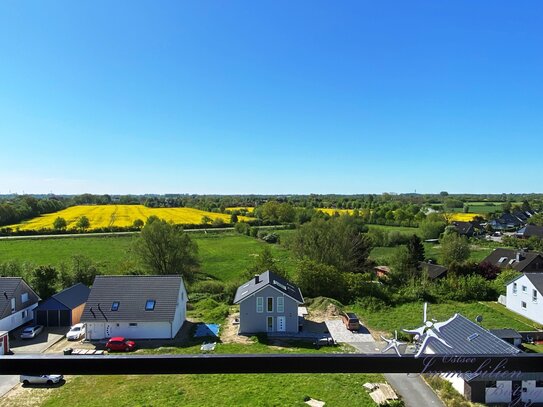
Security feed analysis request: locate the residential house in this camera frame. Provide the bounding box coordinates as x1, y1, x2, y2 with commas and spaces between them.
35, 283, 90, 327
516, 225, 543, 240
489, 329, 523, 347
481, 248, 543, 273
505, 273, 543, 326
489, 211, 535, 231
413, 313, 543, 405
81, 275, 187, 340
451, 221, 476, 237
0, 277, 40, 332
234, 271, 304, 334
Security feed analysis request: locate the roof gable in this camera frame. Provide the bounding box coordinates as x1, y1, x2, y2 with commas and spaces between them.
234, 271, 304, 304
81, 275, 184, 323
52, 283, 90, 309
481, 248, 543, 272
0, 277, 40, 319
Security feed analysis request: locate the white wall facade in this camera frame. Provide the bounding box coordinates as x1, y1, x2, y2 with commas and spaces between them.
521, 381, 543, 404
170, 279, 187, 338
485, 380, 512, 404
86, 321, 173, 340
506, 275, 543, 325
0, 303, 37, 332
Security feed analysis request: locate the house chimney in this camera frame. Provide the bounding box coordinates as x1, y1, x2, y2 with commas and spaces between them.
254, 275, 260, 284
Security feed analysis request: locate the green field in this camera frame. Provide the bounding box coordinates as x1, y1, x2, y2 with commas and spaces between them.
367, 224, 421, 235
0, 232, 298, 282
351, 301, 537, 335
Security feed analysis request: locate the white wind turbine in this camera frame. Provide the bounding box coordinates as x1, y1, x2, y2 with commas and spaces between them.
381, 330, 407, 357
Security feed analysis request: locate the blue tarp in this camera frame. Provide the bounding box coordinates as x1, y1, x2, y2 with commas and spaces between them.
194, 323, 220, 338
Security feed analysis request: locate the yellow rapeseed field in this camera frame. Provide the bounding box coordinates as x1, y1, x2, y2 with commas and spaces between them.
447, 212, 484, 222
225, 207, 255, 213
7, 205, 250, 232
316, 208, 361, 216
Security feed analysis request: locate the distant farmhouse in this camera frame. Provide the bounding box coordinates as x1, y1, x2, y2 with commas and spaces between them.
505, 273, 543, 326
234, 271, 304, 335
0, 277, 40, 332
481, 248, 543, 273
82, 275, 187, 340
489, 210, 536, 231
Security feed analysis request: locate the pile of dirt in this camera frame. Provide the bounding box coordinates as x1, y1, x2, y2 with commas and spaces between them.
305, 297, 343, 322
220, 313, 253, 344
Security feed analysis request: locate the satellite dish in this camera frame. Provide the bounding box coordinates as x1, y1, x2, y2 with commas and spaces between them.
475, 315, 483, 323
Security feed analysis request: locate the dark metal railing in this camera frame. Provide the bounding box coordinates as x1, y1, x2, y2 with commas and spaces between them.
1, 354, 543, 375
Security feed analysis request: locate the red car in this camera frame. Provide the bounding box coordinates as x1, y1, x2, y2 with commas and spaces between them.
105, 337, 136, 352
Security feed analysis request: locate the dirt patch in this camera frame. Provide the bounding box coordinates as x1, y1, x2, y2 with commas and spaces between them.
220, 313, 253, 344
309, 303, 341, 322
1, 378, 72, 407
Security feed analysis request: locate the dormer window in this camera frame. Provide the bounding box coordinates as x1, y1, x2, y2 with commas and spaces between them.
145, 300, 156, 311
111, 301, 120, 311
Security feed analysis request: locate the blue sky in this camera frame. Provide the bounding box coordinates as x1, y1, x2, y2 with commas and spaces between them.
1, 1, 542, 195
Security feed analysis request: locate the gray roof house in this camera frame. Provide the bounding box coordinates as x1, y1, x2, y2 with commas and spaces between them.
481, 248, 543, 273
411, 313, 543, 405
81, 275, 187, 340
0, 277, 40, 332
419, 261, 448, 280
234, 271, 304, 335
516, 224, 543, 239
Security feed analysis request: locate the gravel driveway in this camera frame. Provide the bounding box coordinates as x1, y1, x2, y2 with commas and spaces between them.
325, 319, 374, 343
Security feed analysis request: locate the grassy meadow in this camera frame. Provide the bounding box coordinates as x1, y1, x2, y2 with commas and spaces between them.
0, 232, 297, 281
6, 205, 252, 232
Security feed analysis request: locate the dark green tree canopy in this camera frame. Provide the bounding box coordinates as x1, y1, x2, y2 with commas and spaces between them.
133, 217, 199, 281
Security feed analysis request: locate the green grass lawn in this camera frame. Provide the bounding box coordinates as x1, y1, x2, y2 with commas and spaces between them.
351, 301, 536, 335
8, 339, 380, 407
367, 224, 421, 235
33, 372, 382, 407
0, 233, 298, 281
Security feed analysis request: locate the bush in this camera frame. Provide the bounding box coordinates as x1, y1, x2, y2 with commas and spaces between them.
234, 222, 250, 235
191, 280, 226, 295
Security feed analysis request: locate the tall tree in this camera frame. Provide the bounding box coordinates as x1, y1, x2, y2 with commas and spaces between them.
53, 217, 67, 231
76, 215, 90, 231
440, 233, 470, 267
132, 217, 199, 281
406, 234, 425, 267
29, 265, 58, 298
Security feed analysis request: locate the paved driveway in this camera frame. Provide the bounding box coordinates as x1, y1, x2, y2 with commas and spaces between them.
10, 327, 66, 354
325, 319, 374, 343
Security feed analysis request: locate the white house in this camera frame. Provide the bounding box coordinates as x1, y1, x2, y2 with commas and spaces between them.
81, 275, 187, 340
408, 313, 543, 405
505, 273, 543, 326
0, 277, 40, 332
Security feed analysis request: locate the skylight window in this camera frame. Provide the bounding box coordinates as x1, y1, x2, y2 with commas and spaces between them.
467, 333, 479, 341
145, 300, 156, 311
111, 302, 120, 311
273, 280, 286, 290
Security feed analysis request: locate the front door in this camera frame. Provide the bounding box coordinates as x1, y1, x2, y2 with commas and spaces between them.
277, 316, 286, 332
266, 317, 274, 332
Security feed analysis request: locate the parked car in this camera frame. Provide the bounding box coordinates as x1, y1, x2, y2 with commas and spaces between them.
105, 336, 136, 352
20, 374, 63, 385
66, 323, 86, 341
20, 325, 44, 339
341, 312, 360, 331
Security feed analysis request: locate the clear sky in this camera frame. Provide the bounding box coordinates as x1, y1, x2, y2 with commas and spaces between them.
1, 1, 542, 195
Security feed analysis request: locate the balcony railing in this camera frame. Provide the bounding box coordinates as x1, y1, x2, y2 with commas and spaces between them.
1, 353, 543, 375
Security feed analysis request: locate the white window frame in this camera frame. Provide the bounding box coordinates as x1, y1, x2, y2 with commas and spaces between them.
522, 285, 527, 293
21, 310, 27, 319
256, 297, 263, 313
267, 316, 274, 332
277, 297, 284, 313
521, 301, 527, 309
513, 283, 517, 295
11, 298, 15, 313
533, 289, 538, 303
21, 292, 28, 303
267, 297, 273, 313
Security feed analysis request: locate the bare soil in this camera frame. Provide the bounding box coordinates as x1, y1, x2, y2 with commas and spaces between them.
220, 312, 253, 344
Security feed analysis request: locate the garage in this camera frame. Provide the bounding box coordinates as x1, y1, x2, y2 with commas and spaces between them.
34, 283, 90, 327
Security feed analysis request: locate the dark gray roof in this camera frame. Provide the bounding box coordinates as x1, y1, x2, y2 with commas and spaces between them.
51, 283, 90, 309
234, 270, 304, 304
489, 329, 522, 340
523, 273, 543, 294
0, 277, 40, 319
481, 248, 543, 272
421, 314, 521, 355
452, 221, 474, 236
81, 276, 184, 323
516, 224, 543, 238
420, 262, 448, 280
